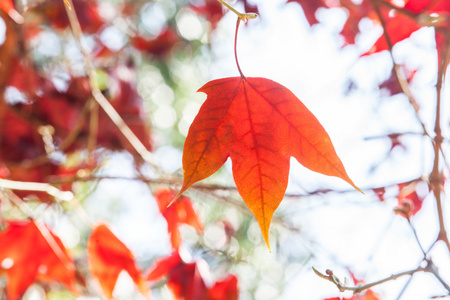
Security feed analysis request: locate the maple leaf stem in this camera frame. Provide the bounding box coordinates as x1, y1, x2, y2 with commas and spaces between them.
216, 0, 258, 23
234, 18, 245, 79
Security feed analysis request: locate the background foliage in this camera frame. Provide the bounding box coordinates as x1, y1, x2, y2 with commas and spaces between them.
0, 0, 449, 299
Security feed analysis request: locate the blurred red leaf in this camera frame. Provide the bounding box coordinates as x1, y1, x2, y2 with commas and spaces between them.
190, 0, 225, 30
87, 223, 150, 299
146, 251, 238, 300
394, 181, 427, 217
208, 274, 238, 300
0, 220, 76, 299
339, 0, 373, 45
5, 60, 41, 98
146, 251, 183, 282
373, 187, 385, 201
404, 0, 450, 15
242, 0, 259, 17
154, 188, 203, 250
32, 0, 103, 33
363, 8, 420, 55
146, 251, 208, 300
133, 27, 180, 58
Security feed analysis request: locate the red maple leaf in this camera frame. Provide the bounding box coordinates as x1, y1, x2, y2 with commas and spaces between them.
0, 220, 76, 299
154, 188, 203, 250
175, 18, 360, 249
176, 76, 360, 248
87, 223, 150, 299
146, 251, 238, 300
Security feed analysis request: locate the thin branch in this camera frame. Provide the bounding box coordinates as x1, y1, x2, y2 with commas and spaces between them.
371, 0, 430, 139
371, 0, 450, 252
0, 179, 74, 202
0, 179, 94, 227
87, 99, 99, 158
312, 266, 425, 294
0, 189, 35, 218
364, 131, 427, 141
426, 259, 450, 293
63, 0, 159, 170
406, 217, 426, 256
430, 32, 450, 251
395, 268, 414, 300
45, 173, 427, 199
372, 0, 450, 170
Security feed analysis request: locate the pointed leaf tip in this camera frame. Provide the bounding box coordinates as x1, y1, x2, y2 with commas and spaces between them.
181, 76, 361, 245
169, 189, 184, 208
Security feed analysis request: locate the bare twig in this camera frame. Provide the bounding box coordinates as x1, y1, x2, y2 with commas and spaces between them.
426, 259, 450, 293
430, 32, 450, 251
364, 132, 427, 141
0, 179, 74, 202
313, 266, 425, 294
371, 0, 450, 252
371, 1, 430, 139
87, 99, 99, 159
406, 217, 427, 256
0, 179, 94, 227
0, 189, 35, 218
